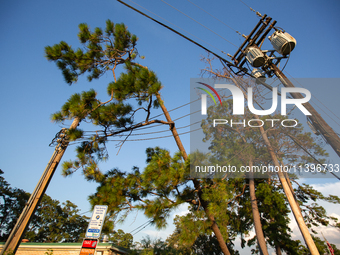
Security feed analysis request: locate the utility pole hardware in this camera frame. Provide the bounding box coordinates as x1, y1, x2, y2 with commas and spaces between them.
228, 15, 340, 158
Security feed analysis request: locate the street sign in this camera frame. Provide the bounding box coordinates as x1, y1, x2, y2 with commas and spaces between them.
82, 239, 98, 249
85, 205, 108, 238
79, 248, 96, 255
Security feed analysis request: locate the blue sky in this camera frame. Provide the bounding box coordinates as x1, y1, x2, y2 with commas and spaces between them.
1, 0, 340, 251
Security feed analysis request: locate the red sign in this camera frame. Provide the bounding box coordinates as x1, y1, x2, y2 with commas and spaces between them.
79, 248, 95, 255
82, 239, 98, 249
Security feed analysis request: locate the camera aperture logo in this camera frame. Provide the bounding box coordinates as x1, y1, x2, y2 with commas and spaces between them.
196, 82, 311, 128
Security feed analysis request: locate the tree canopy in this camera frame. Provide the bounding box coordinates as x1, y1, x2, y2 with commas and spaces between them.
0, 169, 88, 242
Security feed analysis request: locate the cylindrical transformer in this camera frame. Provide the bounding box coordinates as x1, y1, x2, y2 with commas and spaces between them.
251, 68, 266, 84
269, 31, 296, 55
246, 47, 266, 67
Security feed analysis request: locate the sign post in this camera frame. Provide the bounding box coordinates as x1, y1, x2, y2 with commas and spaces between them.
85, 205, 108, 239
79, 205, 108, 255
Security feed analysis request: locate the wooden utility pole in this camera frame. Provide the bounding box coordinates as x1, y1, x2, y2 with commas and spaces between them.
0, 118, 80, 255
270, 64, 340, 157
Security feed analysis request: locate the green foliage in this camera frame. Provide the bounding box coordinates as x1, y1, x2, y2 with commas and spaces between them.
44, 249, 54, 255
166, 215, 239, 255
2, 249, 14, 255
46, 20, 164, 181
107, 62, 161, 105
0, 170, 89, 242
109, 229, 133, 249
89, 148, 191, 228
131, 236, 179, 255
45, 21, 137, 84
311, 236, 340, 255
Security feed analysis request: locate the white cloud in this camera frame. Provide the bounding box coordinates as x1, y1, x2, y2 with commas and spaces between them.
311, 182, 340, 197
172, 203, 190, 219
141, 229, 171, 240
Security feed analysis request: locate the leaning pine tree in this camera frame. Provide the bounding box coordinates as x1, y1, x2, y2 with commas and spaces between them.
46, 20, 235, 255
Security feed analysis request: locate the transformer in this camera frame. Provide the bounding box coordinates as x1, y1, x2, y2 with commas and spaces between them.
246, 47, 266, 67
269, 31, 296, 55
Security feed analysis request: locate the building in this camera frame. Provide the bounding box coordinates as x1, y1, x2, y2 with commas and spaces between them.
0, 242, 130, 255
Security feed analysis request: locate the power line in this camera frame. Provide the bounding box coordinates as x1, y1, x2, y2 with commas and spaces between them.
186, 0, 242, 36
126, 0, 227, 55
237, 0, 263, 18
103, 127, 201, 142
160, 0, 239, 48
285, 132, 340, 181
148, 98, 199, 121
129, 219, 153, 235
116, 0, 236, 67
284, 72, 340, 128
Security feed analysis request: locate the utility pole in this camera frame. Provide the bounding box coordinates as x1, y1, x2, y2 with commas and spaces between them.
226, 15, 333, 255
229, 75, 319, 255
0, 118, 80, 255
270, 64, 340, 157
228, 15, 340, 158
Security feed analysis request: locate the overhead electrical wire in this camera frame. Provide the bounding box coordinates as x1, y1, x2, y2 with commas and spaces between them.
68, 1, 339, 182
129, 219, 153, 235
116, 0, 236, 67
148, 98, 200, 121
215, 63, 339, 180
104, 127, 201, 142
126, 0, 226, 55
186, 0, 242, 36
237, 0, 263, 18
285, 133, 340, 180
160, 0, 239, 48
105, 120, 201, 137
284, 71, 340, 128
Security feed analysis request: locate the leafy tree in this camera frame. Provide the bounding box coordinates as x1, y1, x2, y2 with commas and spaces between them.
311, 236, 340, 255
0, 169, 29, 241
109, 229, 133, 249
166, 215, 235, 255
0, 170, 88, 242
131, 235, 178, 255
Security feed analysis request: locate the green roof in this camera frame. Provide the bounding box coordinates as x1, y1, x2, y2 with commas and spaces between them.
0, 242, 129, 253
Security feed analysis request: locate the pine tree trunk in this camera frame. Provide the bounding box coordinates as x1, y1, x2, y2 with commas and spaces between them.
249, 160, 269, 255
256, 119, 320, 255
275, 244, 282, 255
205, 207, 231, 255
156, 93, 231, 255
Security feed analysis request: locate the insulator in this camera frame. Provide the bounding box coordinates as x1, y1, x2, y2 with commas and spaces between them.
246, 47, 266, 67
269, 31, 296, 55
251, 68, 266, 84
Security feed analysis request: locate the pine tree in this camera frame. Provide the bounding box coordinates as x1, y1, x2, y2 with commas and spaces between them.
46, 20, 234, 255
45, 20, 167, 181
